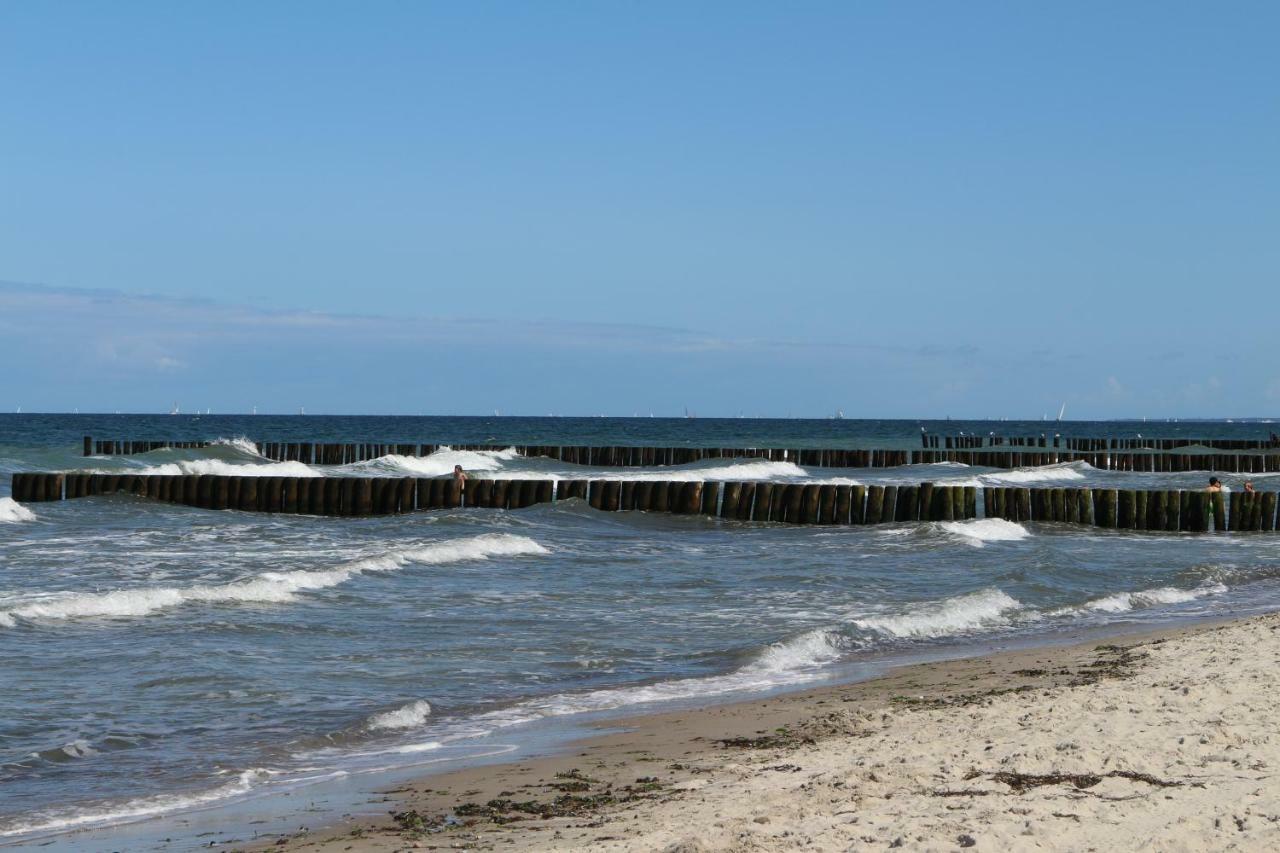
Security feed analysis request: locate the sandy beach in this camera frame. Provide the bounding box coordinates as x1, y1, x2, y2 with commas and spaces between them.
240, 612, 1280, 852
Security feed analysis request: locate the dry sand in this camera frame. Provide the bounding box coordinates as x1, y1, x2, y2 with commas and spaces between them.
248, 613, 1280, 852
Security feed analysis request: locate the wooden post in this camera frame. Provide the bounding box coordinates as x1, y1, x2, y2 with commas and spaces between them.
702, 481, 721, 516
651, 481, 671, 513
603, 480, 622, 512
849, 485, 866, 524
865, 486, 884, 524
834, 485, 852, 524
1117, 490, 1135, 528
801, 485, 821, 524
818, 485, 836, 524
895, 485, 916, 522
471, 479, 493, 509
720, 482, 743, 518
1163, 489, 1180, 531
679, 481, 703, 515
1015, 488, 1032, 523
917, 483, 934, 521
732, 482, 753, 519
881, 486, 898, 523
1211, 490, 1226, 532
963, 486, 977, 519
196, 475, 214, 509
1262, 492, 1278, 532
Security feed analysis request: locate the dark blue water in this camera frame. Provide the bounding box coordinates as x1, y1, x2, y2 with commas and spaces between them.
3, 415, 1279, 848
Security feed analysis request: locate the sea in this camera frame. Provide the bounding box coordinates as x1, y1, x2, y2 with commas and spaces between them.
4, 414, 1280, 850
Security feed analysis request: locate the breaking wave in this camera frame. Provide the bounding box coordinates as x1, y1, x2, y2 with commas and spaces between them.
938, 518, 1031, 546
127, 459, 320, 478
357, 447, 521, 478
0, 768, 271, 839
0, 534, 548, 628
0, 497, 36, 523
1071, 583, 1228, 614
854, 589, 1024, 638
366, 700, 434, 731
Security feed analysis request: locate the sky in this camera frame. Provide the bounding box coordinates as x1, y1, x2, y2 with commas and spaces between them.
1, 2, 1277, 417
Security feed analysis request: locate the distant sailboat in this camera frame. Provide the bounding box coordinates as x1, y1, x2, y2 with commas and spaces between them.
1057, 403, 1067, 421
169, 402, 179, 415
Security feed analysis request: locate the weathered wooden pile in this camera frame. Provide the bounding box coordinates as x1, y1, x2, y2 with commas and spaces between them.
12, 471, 1280, 531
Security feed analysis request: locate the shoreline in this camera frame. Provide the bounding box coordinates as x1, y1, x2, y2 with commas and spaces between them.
227, 610, 1279, 851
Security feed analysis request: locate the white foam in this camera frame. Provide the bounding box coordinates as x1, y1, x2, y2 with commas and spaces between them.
0, 534, 548, 628
127, 459, 320, 477
366, 699, 433, 731
939, 518, 1031, 547
359, 447, 520, 477
210, 436, 263, 456
1075, 583, 1228, 614
854, 589, 1023, 638
623, 460, 807, 482
0, 768, 269, 839
0, 497, 36, 523
982, 462, 1088, 484
443, 628, 847, 737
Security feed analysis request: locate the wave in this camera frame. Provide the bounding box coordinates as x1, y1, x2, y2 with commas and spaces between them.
622, 459, 807, 482
0, 768, 271, 839
366, 700, 433, 731
982, 462, 1089, 485
126, 459, 320, 478
1071, 583, 1228, 615
354, 446, 521, 477
0, 497, 36, 523
209, 436, 264, 457
938, 518, 1031, 547
0, 534, 548, 628
854, 589, 1023, 638
430, 628, 850, 739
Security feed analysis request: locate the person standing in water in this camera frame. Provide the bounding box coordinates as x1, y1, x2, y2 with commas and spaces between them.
1207, 477, 1222, 492
453, 465, 467, 488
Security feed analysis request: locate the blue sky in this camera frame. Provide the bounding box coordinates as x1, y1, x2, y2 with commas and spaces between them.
2, 2, 1277, 416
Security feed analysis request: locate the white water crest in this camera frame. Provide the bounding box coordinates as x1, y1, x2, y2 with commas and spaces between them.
1074, 583, 1228, 614
359, 447, 521, 477
209, 436, 264, 456
448, 628, 848, 734
127, 459, 320, 477
939, 518, 1031, 547
854, 589, 1024, 638
622, 459, 807, 482
0, 534, 548, 628
0, 768, 271, 839
366, 700, 433, 731
983, 462, 1089, 484
0, 497, 36, 523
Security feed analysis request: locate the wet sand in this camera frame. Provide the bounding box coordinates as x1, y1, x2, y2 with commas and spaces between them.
233, 611, 1280, 851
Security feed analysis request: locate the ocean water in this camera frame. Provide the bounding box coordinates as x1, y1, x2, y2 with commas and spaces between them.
4, 414, 1280, 848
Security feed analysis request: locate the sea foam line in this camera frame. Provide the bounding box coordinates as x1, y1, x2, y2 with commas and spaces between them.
0, 534, 548, 628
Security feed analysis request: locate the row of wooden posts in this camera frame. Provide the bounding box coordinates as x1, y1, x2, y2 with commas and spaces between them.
80, 437, 1280, 472
12, 472, 1280, 531
13, 473, 975, 524
925, 434, 1280, 451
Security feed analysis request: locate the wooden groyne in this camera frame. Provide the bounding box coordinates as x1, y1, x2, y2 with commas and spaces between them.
12, 472, 1278, 531
924, 433, 1280, 451
78, 437, 1280, 472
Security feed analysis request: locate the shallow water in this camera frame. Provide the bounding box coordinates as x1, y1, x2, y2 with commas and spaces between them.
3, 415, 1279, 846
